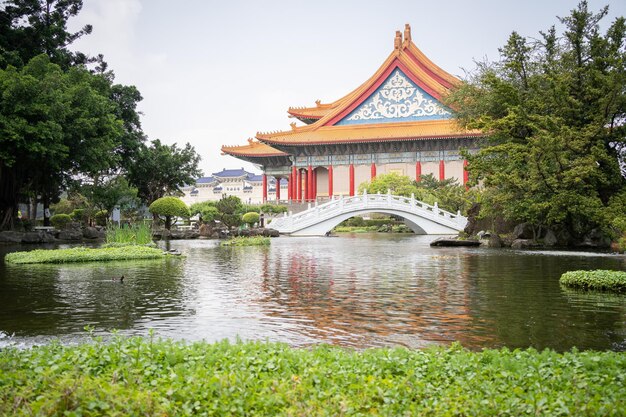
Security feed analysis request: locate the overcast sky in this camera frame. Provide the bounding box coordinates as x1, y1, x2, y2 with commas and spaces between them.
68, 0, 626, 177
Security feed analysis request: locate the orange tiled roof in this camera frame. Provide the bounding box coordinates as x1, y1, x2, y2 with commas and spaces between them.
221, 140, 288, 157
257, 120, 481, 146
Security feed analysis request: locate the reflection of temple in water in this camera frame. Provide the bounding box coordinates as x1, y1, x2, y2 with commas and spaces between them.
256, 246, 496, 348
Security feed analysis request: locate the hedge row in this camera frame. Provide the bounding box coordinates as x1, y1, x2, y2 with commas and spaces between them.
560, 270, 626, 292
0, 338, 624, 416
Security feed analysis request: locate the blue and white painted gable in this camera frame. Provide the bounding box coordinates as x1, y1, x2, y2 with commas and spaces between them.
336, 68, 451, 126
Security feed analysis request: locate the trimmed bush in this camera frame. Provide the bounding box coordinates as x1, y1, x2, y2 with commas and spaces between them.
0, 339, 624, 416
242, 212, 260, 227
5, 246, 168, 264
95, 210, 108, 226
49, 214, 72, 229
149, 197, 190, 230
560, 270, 626, 292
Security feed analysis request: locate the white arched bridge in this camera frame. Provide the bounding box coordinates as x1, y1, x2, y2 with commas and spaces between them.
269, 191, 468, 236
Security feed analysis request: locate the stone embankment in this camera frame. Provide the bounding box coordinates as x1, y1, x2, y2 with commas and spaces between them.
433, 221, 614, 249
0, 225, 105, 244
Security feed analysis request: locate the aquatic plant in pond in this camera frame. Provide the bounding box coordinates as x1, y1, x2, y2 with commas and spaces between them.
220, 236, 270, 247
4, 246, 167, 264
105, 223, 153, 245
560, 270, 626, 292
0, 338, 623, 416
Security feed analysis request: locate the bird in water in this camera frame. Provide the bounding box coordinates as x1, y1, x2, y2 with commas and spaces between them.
111, 275, 125, 282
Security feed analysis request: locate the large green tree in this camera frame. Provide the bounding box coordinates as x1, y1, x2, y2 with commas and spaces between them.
0, 0, 100, 69
446, 1, 626, 239
0, 55, 129, 228
127, 139, 202, 207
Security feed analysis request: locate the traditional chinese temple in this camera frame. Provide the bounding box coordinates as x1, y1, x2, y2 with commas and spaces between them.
222, 24, 482, 202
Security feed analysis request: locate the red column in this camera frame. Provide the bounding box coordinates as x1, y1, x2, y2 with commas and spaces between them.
463, 160, 469, 186
439, 160, 445, 181
262, 174, 267, 203
297, 169, 302, 201
328, 165, 333, 198
286, 175, 290, 201
276, 178, 281, 201
349, 164, 355, 196
291, 166, 297, 202
312, 169, 317, 200
307, 165, 313, 201
370, 163, 376, 180
303, 169, 309, 202
415, 161, 422, 182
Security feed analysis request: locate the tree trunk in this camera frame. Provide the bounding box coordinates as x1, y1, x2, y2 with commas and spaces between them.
165, 215, 171, 230
0, 165, 18, 230
42, 194, 51, 227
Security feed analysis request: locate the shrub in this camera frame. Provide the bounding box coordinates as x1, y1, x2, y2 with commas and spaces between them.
189, 201, 219, 223
560, 270, 626, 292
242, 212, 260, 227
70, 209, 88, 224
95, 210, 108, 226
260, 203, 288, 214
149, 197, 190, 230
49, 214, 72, 229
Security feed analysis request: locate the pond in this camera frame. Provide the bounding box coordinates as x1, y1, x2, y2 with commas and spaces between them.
0, 234, 625, 351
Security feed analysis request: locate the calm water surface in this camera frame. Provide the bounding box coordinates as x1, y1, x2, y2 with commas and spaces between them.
0, 234, 624, 351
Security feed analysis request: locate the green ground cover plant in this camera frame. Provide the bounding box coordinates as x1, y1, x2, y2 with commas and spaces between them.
220, 236, 270, 247
560, 270, 626, 293
4, 246, 167, 264
0, 338, 623, 416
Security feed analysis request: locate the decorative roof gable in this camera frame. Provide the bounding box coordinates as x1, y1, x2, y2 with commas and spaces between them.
336, 68, 451, 126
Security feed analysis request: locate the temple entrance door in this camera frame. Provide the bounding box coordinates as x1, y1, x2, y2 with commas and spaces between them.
315, 167, 329, 202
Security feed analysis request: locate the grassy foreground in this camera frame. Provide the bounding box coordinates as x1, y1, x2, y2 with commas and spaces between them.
0, 338, 624, 416
560, 270, 626, 292
4, 246, 167, 264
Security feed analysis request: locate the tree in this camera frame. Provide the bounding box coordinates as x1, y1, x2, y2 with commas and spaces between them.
358, 173, 419, 197
215, 196, 242, 228
0, 55, 127, 228
0, 0, 100, 70
446, 1, 626, 239
189, 201, 219, 223
127, 139, 202, 207
149, 196, 189, 230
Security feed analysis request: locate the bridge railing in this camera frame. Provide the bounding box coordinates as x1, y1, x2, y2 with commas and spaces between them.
270, 191, 467, 233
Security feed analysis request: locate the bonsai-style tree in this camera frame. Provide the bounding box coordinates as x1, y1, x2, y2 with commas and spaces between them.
242, 212, 260, 228
149, 197, 189, 230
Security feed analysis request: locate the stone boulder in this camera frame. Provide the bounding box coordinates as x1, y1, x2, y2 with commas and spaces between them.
83, 226, 105, 240
543, 229, 558, 247
0, 231, 23, 243
511, 239, 540, 249
21, 231, 55, 243
430, 237, 480, 247
577, 229, 611, 249
488, 234, 504, 248
262, 228, 280, 237
58, 229, 83, 241
512, 223, 535, 240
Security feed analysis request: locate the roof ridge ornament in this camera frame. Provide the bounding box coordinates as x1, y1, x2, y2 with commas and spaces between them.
394, 30, 402, 51
404, 24, 411, 45
290, 122, 297, 131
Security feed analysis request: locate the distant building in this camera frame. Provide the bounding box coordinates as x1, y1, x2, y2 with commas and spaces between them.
180, 168, 288, 205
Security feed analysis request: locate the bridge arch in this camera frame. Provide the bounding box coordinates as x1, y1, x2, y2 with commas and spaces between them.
270, 193, 466, 236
